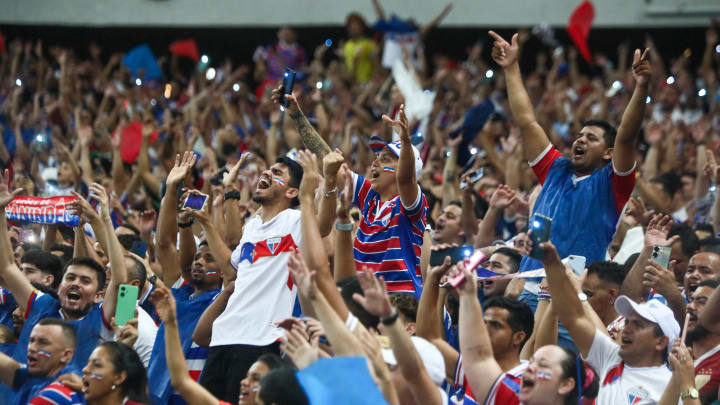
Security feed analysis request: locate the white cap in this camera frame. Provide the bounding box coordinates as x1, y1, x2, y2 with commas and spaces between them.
614, 295, 680, 340
385, 140, 423, 180
382, 336, 445, 386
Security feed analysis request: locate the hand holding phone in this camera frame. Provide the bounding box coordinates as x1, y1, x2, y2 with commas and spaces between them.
429, 246, 474, 267
528, 214, 552, 261
115, 284, 139, 327
650, 246, 671, 269
183, 193, 209, 211
280, 68, 297, 108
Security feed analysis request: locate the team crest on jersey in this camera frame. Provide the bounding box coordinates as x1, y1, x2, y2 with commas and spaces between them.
239, 241, 256, 263
627, 386, 648, 405
266, 237, 282, 255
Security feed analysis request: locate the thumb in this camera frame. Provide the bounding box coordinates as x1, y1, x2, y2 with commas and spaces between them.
10, 189, 23, 197
511, 33, 519, 47
633, 49, 640, 65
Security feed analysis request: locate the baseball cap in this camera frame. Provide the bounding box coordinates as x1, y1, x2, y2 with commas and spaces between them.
614, 295, 680, 340
368, 135, 423, 180
381, 336, 445, 386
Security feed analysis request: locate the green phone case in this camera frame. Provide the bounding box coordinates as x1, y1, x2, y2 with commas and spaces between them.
115, 284, 139, 326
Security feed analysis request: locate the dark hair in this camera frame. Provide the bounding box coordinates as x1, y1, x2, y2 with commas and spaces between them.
669, 223, 700, 258
98, 341, 149, 403
117, 224, 141, 236
125, 255, 147, 291
257, 353, 286, 370
586, 261, 627, 288
56, 226, 75, 243
21, 243, 42, 253
117, 234, 141, 252
557, 347, 599, 405
276, 157, 304, 207
63, 257, 106, 293
390, 294, 418, 323
21, 250, 63, 289
581, 119, 617, 149
651, 172, 683, 199
345, 12, 368, 33
695, 223, 715, 234
699, 279, 719, 289
37, 318, 77, 348
338, 276, 379, 329
258, 368, 308, 405
49, 244, 74, 264
483, 297, 534, 350
699, 238, 720, 255
623, 253, 640, 273
448, 200, 462, 209
493, 248, 522, 273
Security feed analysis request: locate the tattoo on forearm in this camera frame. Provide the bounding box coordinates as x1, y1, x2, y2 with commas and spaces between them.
289, 111, 331, 157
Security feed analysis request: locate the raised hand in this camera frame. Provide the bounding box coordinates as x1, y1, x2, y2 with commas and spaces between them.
489, 30, 519, 68
88, 183, 110, 218
295, 150, 322, 200
288, 249, 315, 300
68, 191, 100, 225
632, 48, 651, 86
271, 85, 301, 114
222, 152, 250, 190
111, 315, 139, 347
668, 340, 696, 390
643, 260, 678, 297
353, 268, 393, 318
0, 169, 23, 209
381, 104, 410, 142
644, 214, 678, 248
167, 151, 197, 187
538, 240, 563, 270
625, 197, 655, 227
281, 324, 319, 370
336, 165, 354, 219
139, 210, 157, 235
449, 261, 476, 296
149, 286, 177, 324
489, 184, 518, 209
322, 148, 345, 179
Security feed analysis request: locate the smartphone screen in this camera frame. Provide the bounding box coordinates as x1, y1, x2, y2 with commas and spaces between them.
430, 246, 474, 267
460, 168, 484, 190
183, 193, 208, 211
529, 214, 552, 261
280, 68, 296, 107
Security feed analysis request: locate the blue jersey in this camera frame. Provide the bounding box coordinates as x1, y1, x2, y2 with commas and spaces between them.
520, 145, 635, 272
13, 292, 113, 370
12, 365, 81, 405
0, 288, 17, 330
147, 283, 220, 405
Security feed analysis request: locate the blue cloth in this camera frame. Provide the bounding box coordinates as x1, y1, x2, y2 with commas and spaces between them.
123, 44, 163, 80
373, 15, 417, 33
0, 289, 17, 330
147, 284, 220, 405
12, 365, 81, 405
296, 357, 389, 405
13, 292, 109, 371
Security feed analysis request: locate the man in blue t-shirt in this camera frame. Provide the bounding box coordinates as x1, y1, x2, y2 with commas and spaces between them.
488, 32, 652, 349
0, 318, 80, 405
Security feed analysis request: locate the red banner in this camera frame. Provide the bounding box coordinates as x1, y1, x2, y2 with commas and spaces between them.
5, 196, 80, 226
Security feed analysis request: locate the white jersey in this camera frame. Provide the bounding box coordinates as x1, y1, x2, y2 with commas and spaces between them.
210, 209, 302, 346
587, 330, 678, 405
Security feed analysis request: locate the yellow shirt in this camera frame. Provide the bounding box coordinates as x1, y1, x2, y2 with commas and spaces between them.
344, 38, 376, 83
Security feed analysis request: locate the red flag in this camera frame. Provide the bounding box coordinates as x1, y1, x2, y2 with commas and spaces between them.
169, 39, 200, 62
113, 121, 158, 164
567, 0, 595, 63
0, 33, 5, 54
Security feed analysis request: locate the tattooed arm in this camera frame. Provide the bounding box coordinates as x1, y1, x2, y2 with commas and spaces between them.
271, 85, 331, 160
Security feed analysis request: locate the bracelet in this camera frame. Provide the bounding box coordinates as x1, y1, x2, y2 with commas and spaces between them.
539, 285, 551, 292
178, 219, 194, 228
224, 190, 241, 201
537, 291, 552, 301
335, 221, 353, 232
380, 310, 400, 326
324, 187, 338, 198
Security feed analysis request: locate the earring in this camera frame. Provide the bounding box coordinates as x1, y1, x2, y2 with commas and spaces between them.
111, 384, 116, 390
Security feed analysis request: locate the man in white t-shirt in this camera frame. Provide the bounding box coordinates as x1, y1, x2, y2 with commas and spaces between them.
540, 241, 680, 405
197, 155, 304, 403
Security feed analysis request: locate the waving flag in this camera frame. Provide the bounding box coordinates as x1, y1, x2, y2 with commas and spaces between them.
567, 0, 595, 63
169, 39, 200, 62
123, 44, 163, 80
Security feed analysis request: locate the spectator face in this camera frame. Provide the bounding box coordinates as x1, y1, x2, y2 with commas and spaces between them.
481, 253, 514, 298
57, 161, 74, 185
191, 245, 220, 286
619, 313, 667, 364
684, 253, 720, 295
346, 18, 364, 38
581, 273, 617, 323
253, 163, 295, 205
58, 264, 101, 318
519, 345, 572, 404
277, 27, 297, 45
570, 126, 611, 174
27, 324, 72, 376
686, 285, 715, 342
484, 306, 522, 357
671, 239, 691, 281
81, 346, 123, 401
238, 360, 270, 405
513, 233, 531, 256
433, 205, 463, 244
20, 262, 54, 287
369, 149, 398, 193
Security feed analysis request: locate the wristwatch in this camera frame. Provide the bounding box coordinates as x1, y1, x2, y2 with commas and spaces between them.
381, 311, 400, 326
335, 221, 353, 232
578, 292, 588, 302
680, 387, 699, 400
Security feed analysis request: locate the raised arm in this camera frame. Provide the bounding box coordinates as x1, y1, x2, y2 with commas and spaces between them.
151, 287, 221, 405
188, 202, 236, 283
0, 170, 33, 312
192, 283, 234, 347
537, 241, 596, 357
318, 150, 344, 238
222, 154, 250, 246
382, 105, 419, 208
333, 166, 358, 282
420, 3, 453, 37
271, 86, 332, 160
489, 31, 550, 162
613, 49, 651, 173
475, 185, 517, 248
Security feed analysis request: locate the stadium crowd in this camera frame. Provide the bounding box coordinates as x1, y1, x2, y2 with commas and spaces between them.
0, 2, 720, 404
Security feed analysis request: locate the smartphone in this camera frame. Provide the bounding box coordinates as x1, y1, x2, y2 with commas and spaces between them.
280, 68, 296, 107
183, 193, 209, 211
459, 168, 484, 190
210, 167, 229, 187
650, 246, 671, 269
430, 246, 474, 267
115, 284, 139, 326
529, 213, 552, 261
130, 240, 148, 258
567, 255, 586, 276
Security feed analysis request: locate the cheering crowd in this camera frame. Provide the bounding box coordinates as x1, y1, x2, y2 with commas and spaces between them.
1, 2, 720, 404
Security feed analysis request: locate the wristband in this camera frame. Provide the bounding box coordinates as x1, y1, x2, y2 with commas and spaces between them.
178, 219, 194, 228
537, 291, 551, 301
335, 221, 353, 232
381, 311, 400, 326
224, 191, 241, 201
324, 187, 338, 198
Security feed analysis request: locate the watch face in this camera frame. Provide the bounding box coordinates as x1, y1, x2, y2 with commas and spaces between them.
578, 292, 588, 301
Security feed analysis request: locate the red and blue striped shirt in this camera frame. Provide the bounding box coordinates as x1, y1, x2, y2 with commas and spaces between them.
352, 173, 428, 295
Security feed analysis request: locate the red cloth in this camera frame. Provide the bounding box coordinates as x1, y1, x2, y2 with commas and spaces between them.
567, 0, 595, 63
169, 39, 200, 62
0, 33, 5, 54
113, 121, 158, 164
